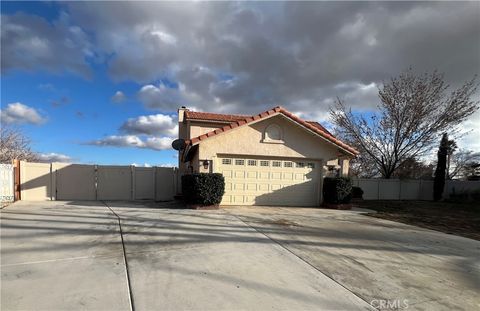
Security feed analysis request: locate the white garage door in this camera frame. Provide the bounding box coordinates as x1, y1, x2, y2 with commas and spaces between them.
217, 156, 321, 206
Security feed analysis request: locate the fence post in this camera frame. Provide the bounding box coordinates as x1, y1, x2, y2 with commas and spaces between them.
377, 179, 380, 200
131, 165, 135, 200
419, 179, 422, 200
399, 180, 402, 200
154, 166, 157, 201
13, 159, 20, 201
49, 163, 53, 201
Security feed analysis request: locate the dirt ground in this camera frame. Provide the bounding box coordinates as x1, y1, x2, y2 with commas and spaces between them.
356, 200, 480, 241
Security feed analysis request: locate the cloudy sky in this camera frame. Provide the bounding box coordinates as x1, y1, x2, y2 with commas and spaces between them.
1, 1, 479, 165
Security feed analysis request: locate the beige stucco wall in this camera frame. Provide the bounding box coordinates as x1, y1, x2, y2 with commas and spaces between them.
189, 121, 225, 138
199, 114, 346, 164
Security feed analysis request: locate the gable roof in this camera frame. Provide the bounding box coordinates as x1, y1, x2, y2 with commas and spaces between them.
185, 106, 359, 156
306, 121, 333, 136
184, 111, 251, 122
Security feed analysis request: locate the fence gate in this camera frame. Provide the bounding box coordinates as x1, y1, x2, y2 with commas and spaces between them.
1, 164, 14, 202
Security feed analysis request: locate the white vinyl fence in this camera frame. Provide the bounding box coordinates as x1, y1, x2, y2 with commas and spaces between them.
1, 164, 14, 202
352, 178, 480, 200
19, 161, 178, 201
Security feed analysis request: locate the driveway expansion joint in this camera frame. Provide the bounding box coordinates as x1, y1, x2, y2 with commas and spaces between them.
229, 212, 375, 310
102, 201, 135, 311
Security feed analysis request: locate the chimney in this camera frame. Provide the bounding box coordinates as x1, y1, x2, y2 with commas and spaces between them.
178, 106, 188, 122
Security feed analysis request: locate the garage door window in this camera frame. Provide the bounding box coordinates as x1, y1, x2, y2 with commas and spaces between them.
260, 160, 269, 167
235, 159, 245, 166
222, 158, 232, 165
296, 162, 305, 168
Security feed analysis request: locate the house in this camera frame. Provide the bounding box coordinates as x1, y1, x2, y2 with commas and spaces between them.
177, 106, 358, 206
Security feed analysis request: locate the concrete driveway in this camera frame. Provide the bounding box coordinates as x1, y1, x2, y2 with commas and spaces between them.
1, 201, 479, 310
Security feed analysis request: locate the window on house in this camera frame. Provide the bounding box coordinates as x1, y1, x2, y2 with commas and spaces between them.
272, 161, 281, 167
284, 161, 293, 168
235, 159, 245, 166
260, 160, 270, 167
296, 162, 305, 168
222, 158, 232, 165
263, 124, 283, 143
307, 162, 315, 168
247, 160, 257, 166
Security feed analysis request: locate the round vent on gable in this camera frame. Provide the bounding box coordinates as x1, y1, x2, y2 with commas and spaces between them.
263, 123, 283, 143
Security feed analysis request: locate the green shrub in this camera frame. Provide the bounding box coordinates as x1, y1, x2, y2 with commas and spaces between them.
323, 177, 353, 204
181, 173, 225, 205
352, 186, 364, 199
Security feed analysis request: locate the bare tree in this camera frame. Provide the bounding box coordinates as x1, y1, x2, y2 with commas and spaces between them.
330, 69, 479, 178
0, 126, 38, 163
393, 157, 434, 180
447, 150, 480, 179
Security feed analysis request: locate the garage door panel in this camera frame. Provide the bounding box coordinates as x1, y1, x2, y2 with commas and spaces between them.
234, 183, 245, 191
234, 171, 245, 178
218, 156, 320, 206
233, 195, 245, 203
257, 172, 268, 179
271, 172, 282, 180
258, 183, 269, 191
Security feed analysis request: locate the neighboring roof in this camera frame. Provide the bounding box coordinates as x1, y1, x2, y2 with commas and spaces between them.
185, 106, 359, 156
184, 110, 252, 122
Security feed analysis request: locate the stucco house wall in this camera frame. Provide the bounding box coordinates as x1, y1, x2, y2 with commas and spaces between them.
198, 115, 343, 165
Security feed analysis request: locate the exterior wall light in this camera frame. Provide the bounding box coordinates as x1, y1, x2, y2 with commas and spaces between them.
202, 160, 209, 170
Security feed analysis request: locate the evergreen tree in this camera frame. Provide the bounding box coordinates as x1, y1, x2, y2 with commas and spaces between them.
433, 133, 454, 201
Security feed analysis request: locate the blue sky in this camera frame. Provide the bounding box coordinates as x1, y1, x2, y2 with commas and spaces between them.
1, 1, 181, 165
1, 1, 479, 165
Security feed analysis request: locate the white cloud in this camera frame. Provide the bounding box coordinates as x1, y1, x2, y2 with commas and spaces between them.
86, 135, 173, 151
458, 110, 480, 151
3, 2, 479, 132
38, 152, 72, 163
137, 84, 183, 111
120, 113, 177, 136
131, 163, 152, 167
150, 30, 177, 45
159, 163, 177, 168
0, 102, 47, 125
111, 91, 126, 103
144, 136, 174, 150
1, 12, 93, 77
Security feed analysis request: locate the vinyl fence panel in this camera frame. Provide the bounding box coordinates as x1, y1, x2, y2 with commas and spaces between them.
97, 165, 133, 200
378, 179, 400, 200
155, 167, 177, 201
399, 180, 421, 200
0, 164, 14, 202
20, 161, 52, 201
353, 178, 478, 200
134, 167, 155, 200
54, 163, 96, 200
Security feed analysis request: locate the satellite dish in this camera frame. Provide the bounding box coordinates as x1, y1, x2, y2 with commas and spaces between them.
171, 138, 186, 151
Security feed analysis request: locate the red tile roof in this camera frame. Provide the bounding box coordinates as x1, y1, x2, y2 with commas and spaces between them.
306, 121, 333, 136
185, 111, 251, 122
185, 106, 358, 155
